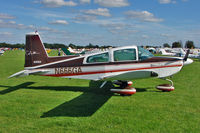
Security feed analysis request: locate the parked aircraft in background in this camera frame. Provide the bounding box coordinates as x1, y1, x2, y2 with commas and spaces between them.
174, 48, 200, 59
0, 49, 4, 56
9, 32, 193, 95
68, 47, 85, 54
159, 47, 200, 60
61, 47, 74, 56
147, 47, 156, 54
158, 48, 176, 56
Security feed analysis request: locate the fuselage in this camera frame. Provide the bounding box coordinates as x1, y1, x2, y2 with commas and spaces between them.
25, 46, 184, 81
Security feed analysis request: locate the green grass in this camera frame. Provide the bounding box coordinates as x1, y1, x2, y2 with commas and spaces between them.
0, 50, 200, 133
48, 49, 66, 57
48, 49, 59, 56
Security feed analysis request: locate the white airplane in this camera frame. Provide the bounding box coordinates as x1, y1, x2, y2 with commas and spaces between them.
68, 47, 85, 54
9, 32, 193, 95
158, 48, 176, 56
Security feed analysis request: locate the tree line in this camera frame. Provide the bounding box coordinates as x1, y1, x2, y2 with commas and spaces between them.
0, 40, 197, 49
0, 43, 25, 48
68, 43, 113, 49
0, 42, 112, 49
163, 40, 195, 49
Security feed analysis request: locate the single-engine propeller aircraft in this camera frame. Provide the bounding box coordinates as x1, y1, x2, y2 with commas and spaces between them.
9, 32, 193, 95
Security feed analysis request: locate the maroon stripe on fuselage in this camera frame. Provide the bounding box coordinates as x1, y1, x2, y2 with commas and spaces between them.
38, 56, 182, 69
43, 64, 183, 77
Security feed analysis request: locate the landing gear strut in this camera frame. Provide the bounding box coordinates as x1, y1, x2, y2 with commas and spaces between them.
113, 80, 132, 89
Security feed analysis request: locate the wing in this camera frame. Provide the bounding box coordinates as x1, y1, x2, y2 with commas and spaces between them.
101, 70, 158, 81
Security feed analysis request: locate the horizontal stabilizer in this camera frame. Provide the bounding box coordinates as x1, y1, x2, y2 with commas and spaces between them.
8, 69, 50, 78
8, 70, 27, 78
28, 70, 50, 75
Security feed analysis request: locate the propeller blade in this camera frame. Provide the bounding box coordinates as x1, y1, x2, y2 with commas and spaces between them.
183, 49, 190, 61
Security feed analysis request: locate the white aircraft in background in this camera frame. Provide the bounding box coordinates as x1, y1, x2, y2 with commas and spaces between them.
174, 48, 200, 59
159, 47, 199, 60
0, 49, 4, 56
9, 32, 193, 95
68, 47, 85, 54
158, 48, 176, 56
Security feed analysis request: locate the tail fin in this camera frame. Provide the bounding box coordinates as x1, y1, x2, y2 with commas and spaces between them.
61, 48, 74, 55
24, 32, 48, 67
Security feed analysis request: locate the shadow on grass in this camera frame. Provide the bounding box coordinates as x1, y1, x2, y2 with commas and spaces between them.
0, 82, 35, 94
0, 81, 158, 117
135, 87, 158, 92
0, 81, 114, 117
41, 81, 114, 117
41, 93, 112, 117
135, 88, 148, 92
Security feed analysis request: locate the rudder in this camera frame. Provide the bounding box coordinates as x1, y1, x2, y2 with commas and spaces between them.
24, 32, 48, 67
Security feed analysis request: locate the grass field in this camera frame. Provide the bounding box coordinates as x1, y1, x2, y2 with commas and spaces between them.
0, 50, 200, 133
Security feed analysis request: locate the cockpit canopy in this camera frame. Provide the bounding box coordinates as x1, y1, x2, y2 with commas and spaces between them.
84, 46, 154, 64
138, 46, 154, 60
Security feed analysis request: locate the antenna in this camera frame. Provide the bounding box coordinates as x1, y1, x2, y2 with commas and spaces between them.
32, 24, 38, 33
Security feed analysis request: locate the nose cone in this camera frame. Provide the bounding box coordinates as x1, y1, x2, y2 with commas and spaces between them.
184, 58, 193, 65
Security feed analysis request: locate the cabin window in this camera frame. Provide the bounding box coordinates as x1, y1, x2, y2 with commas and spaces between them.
114, 49, 136, 61
87, 52, 109, 63
138, 46, 154, 60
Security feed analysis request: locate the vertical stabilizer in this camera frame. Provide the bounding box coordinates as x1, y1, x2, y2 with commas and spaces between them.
24, 32, 48, 67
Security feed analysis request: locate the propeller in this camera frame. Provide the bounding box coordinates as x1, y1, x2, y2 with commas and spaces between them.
183, 49, 190, 61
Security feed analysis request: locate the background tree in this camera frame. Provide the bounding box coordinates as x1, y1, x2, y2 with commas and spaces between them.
185, 40, 195, 49
172, 41, 182, 48
0, 42, 25, 48
44, 43, 66, 49
0, 42, 114, 49
163, 43, 170, 48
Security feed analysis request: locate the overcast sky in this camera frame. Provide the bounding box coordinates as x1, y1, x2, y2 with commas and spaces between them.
0, 0, 200, 47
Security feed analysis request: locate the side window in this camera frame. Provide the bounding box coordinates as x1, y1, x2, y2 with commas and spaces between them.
114, 49, 136, 61
87, 52, 109, 63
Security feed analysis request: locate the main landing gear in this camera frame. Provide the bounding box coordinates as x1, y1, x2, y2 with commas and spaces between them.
156, 78, 175, 92
110, 80, 136, 96
100, 78, 174, 96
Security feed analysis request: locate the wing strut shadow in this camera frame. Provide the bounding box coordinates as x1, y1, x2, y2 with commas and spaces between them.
0, 82, 35, 95
0, 81, 113, 117
41, 93, 112, 117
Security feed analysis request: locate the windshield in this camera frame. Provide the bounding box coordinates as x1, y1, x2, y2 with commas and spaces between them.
138, 46, 154, 60
114, 49, 136, 61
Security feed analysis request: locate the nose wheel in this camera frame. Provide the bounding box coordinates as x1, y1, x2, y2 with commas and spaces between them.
156, 78, 175, 92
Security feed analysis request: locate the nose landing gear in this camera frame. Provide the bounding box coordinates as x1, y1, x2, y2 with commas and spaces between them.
156, 78, 175, 92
